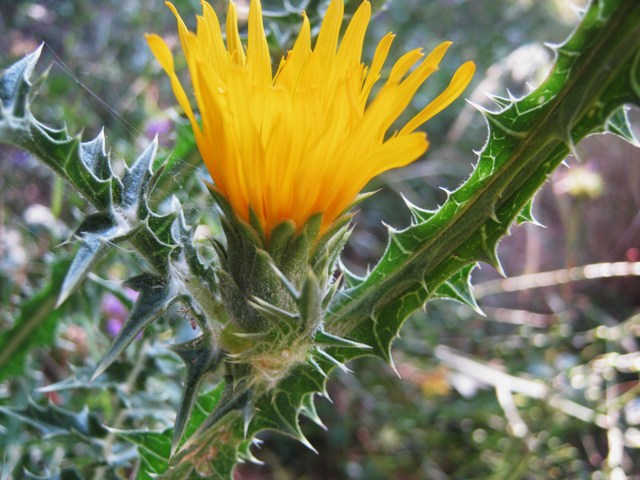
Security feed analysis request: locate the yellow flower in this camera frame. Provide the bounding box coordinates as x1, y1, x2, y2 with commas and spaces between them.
146, 0, 474, 235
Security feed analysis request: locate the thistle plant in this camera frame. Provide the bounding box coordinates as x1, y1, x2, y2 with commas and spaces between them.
0, 0, 639, 478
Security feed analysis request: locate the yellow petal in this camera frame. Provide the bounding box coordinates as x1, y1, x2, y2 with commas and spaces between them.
336, 0, 371, 68
145, 33, 198, 132
226, 2, 246, 66
401, 60, 476, 135
315, 0, 344, 58
149, 0, 474, 235
145, 33, 174, 73
360, 32, 394, 105
247, 0, 272, 84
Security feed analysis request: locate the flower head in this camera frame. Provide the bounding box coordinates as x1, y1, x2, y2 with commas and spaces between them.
147, 0, 474, 235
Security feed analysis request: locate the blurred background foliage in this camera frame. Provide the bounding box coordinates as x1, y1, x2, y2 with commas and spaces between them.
1, 0, 639, 478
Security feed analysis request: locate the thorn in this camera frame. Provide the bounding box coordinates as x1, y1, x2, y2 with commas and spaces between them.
229, 331, 270, 341
90, 362, 108, 383
489, 205, 500, 224
307, 357, 328, 379
314, 330, 371, 350
319, 388, 333, 403
387, 352, 401, 378
315, 348, 352, 374
493, 257, 507, 278
243, 405, 254, 439
466, 98, 496, 116
297, 433, 319, 454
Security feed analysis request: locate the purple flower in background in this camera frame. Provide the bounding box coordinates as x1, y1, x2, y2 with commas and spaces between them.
102, 288, 140, 338
144, 118, 172, 139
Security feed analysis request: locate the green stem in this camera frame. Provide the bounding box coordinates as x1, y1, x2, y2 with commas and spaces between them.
327, 0, 640, 335
50, 174, 64, 220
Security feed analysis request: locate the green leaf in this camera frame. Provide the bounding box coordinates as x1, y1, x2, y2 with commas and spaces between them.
515, 199, 540, 226
0, 51, 193, 282
0, 43, 42, 116
92, 273, 179, 380
326, 0, 640, 356
0, 399, 108, 439
0, 258, 70, 382
57, 212, 133, 307
606, 106, 639, 146
23, 467, 83, 480
432, 264, 483, 315
114, 383, 225, 479
169, 335, 223, 454
117, 430, 171, 476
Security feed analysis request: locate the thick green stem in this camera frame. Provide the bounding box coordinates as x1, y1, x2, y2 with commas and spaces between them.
326, 0, 640, 337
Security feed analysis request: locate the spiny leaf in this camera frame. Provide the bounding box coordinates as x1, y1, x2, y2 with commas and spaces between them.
269, 390, 317, 452
23, 467, 83, 480
338, 260, 365, 288
606, 106, 639, 146
160, 2, 640, 478
432, 264, 483, 315
402, 194, 437, 224
57, 212, 135, 307
326, 0, 640, 357
79, 129, 112, 181
114, 383, 226, 478
170, 335, 223, 454
299, 393, 326, 430
120, 138, 158, 208
92, 273, 178, 380
115, 430, 172, 475
313, 330, 371, 350
0, 43, 42, 116
167, 362, 332, 478
0, 51, 186, 282
0, 399, 108, 439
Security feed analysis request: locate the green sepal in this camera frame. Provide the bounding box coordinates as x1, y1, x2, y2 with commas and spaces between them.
267, 219, 296, 264
248, 207, 267, 246
297, 270, 322, 333
316, 223, 352, 281
247, 296, 299, 336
